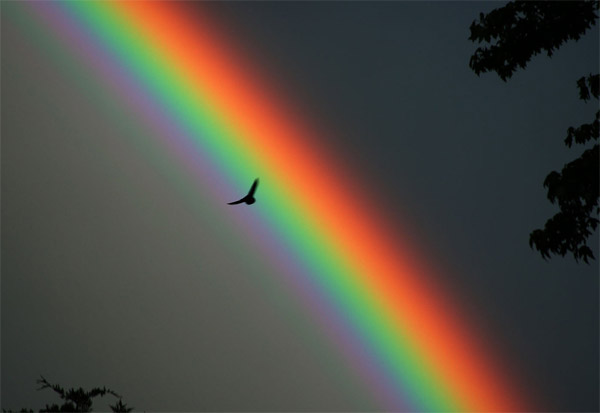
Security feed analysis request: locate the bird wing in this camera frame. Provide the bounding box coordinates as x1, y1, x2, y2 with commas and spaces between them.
247, 178, 259, 196
227, 198, 245, 205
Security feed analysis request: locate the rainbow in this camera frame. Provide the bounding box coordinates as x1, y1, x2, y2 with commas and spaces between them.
22, 2, 531, 411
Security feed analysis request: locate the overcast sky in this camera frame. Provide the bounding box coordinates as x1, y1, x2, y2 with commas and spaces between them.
2, 2, 598, 412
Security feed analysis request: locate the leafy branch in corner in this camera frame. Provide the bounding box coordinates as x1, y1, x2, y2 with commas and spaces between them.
469, 1, 599, 263
469, 1, 599, 81
3, 376, 133, 413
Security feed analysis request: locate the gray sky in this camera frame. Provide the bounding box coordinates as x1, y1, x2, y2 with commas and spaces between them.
2, 1, 598, 411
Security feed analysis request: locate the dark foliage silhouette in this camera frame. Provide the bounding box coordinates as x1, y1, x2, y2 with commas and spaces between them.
469, 1, 599, 262
469, 1, 598, 81
228, 178, 259, 205
529, 75, 599, 263
2, 376, 133, 413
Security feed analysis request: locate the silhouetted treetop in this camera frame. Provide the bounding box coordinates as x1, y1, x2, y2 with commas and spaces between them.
2, 376, 134, 413
37, 375, 125, 412
469, 1, 599, 81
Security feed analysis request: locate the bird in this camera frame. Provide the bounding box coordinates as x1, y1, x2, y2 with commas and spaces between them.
227, 178, 259, 205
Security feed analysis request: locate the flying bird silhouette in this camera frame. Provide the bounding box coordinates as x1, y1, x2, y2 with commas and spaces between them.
228, 178, 259, 205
